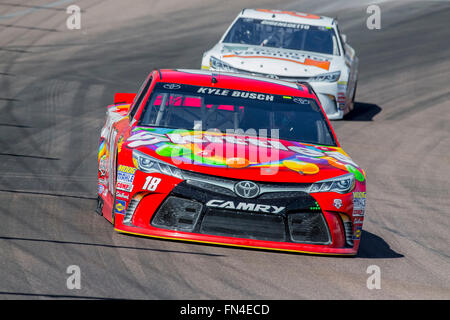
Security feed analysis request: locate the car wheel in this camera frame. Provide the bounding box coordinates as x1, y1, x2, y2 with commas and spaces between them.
111, 194, 116, 226
111, 153, 119, 226
95, 195, 103, 216
351, 81, 357, 110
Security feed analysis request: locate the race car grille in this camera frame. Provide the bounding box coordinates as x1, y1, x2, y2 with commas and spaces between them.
258, 191, 307, 199
151, 196, 203, 232
150, 184, 331, 245
185, 179, 235, 197
200, 209, 286, 242
288, 212, 330, 244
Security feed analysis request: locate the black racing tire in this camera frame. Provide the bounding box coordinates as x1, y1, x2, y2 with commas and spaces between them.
110, 153, 119, 226
351, 81, 358, 106
111, 194, 116, 226
95, 195, 104, 216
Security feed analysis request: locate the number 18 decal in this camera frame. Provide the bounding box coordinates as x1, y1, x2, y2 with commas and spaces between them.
143, 176, 161, 191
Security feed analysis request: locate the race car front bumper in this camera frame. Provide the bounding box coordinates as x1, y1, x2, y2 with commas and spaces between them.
309, 81, 347, 120
114, 174, 362, 256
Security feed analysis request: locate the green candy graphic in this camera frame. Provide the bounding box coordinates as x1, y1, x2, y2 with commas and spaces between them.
191, 154, 227, 166
156, 144, 191, 157
133, 127, 156, 132
346, 164, 365, 182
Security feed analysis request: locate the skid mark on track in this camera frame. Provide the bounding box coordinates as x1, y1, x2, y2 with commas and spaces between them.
0, 0, 74, 20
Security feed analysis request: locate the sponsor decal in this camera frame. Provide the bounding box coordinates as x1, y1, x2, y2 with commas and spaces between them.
261, 19, 311, 29
118, 165, 137, 174
354, 218, 364, 225
196, 87, 274, 101
98, 184, 104, 195
206, 199, 285, 214
353, 209, 365, 217
353, 192, 366, 210
116, 191, 129, 200
353, 225, 363, 240
293, 97, 309, 104
117, 172, 134, 183
117, 181, 133, 192
333, 199, 343, 209
115, 200, 126, 215
117, 165, 136, 186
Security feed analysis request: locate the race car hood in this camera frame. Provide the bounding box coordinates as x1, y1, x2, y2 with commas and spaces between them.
125, 127, 365, 183
215, 44, 338, 77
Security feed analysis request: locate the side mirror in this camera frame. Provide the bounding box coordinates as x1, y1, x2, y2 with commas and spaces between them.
341, 34, 347, 43
114, 93, 136, 105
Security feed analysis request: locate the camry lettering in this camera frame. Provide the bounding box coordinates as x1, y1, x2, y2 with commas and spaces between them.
206, 200, 284, 214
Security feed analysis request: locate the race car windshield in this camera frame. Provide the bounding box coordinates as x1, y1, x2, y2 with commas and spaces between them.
222, 18, 339, 55
138, 83, 336, 146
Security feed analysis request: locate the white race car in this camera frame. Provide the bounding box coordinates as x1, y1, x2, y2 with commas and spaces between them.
201, 9, 358, 120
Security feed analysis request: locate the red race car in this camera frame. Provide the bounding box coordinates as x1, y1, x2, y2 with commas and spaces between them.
97, 69, 366, 256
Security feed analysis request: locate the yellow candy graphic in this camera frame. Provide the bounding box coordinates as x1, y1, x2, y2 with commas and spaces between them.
283, 160, 319, 175
226, 157, 249, 168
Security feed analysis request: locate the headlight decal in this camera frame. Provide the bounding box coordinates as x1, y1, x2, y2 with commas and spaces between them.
132, 149, 183, 179
310, 71, 341, 82
309, 173, 355, 194
209, 56, 238, 72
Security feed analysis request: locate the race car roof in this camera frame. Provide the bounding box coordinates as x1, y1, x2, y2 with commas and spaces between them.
156, 69, 317, 99
238, 9, 335, 27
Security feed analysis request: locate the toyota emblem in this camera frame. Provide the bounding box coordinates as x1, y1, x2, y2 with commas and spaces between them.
163, 83, 181, 90
234, 181, 260, 199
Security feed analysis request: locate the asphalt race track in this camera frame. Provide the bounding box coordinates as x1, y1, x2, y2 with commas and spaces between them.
0, 0, 449, 299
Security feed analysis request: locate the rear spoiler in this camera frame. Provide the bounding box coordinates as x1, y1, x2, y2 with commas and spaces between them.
114, 93, 136, 105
